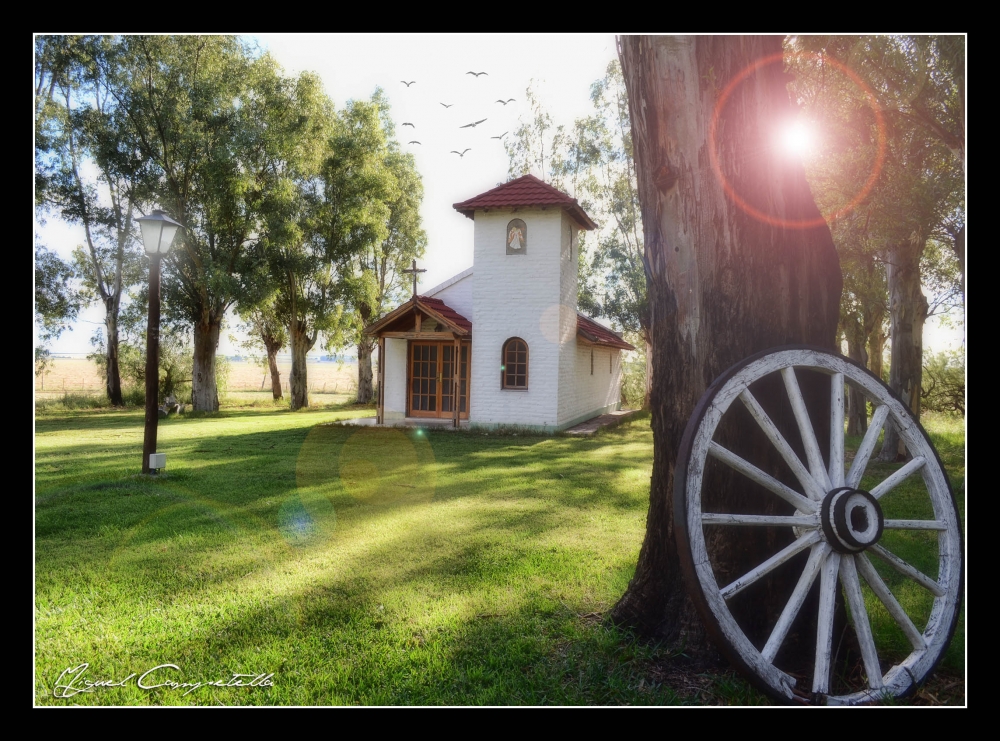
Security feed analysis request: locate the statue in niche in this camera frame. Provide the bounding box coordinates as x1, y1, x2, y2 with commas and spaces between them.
506, 219, 527, 255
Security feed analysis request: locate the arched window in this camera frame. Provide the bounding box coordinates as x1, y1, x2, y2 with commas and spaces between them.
501, 338, 528, 389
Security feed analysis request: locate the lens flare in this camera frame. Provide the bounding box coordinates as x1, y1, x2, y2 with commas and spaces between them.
709, 50, 886, 229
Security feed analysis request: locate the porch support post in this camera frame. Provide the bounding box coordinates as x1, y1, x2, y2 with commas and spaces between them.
377, 335, 385, 425
453, 337, 461, 428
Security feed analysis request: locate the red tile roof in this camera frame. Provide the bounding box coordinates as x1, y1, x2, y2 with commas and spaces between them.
453, 174, 598, 230
577, 313, 635, 351
416, 296, 472, 333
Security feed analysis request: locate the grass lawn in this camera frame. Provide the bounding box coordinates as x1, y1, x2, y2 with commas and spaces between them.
34, 401, 965, 706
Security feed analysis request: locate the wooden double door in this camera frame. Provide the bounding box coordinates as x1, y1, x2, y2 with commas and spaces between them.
409, 341, 470, 418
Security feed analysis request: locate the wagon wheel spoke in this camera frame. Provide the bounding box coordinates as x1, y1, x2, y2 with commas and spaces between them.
869, 457, 927, 500
867, 543, 945, 597
720, 530, 821, 599
782, 367, 834, 491
855, 552, 927, 650
839, 555, 883, 690
883, 519, 947, 531
740, 388, 826, 500
812, 551, 841, 694
845, 405, 890, 490
708, 442, 818, 513
829, 372, 845, 487
762, 542, 828, 663
702, 513, 819, 527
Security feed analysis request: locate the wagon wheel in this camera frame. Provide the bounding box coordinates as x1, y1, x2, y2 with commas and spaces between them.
674, 346, 963, 705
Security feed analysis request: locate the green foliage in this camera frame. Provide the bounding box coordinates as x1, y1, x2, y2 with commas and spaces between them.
921, 349, 965, 416
34, 243, 83, 344
619, 346, 648, 409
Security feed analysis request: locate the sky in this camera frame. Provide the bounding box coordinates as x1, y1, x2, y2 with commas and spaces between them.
34, 34, 964, 357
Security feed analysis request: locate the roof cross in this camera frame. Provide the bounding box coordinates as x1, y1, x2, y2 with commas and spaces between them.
402, 259, 427, 299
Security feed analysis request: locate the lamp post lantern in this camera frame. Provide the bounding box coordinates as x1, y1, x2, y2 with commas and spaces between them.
136, 209, 183, 474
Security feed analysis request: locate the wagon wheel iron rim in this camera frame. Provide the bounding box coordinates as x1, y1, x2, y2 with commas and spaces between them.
674, 345, 963, 705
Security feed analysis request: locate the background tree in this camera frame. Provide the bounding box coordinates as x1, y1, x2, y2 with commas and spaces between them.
35, 35, 151, 405
97, 36, 289, 411
786, 36, 964, 460
611, 36, 842, 660
332, 92, 426, 404
34, 244, 84, 379
234, 299, 287, 400
316, 97, 398, 405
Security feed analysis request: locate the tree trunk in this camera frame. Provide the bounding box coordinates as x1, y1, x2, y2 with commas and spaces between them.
192, 314, 222, 412
878, 240, 928, 461
104, 297, 124, 406
261, 328, 284, 400
267, 349, 283, 400
289, 318, 314, 411
612, 36, 842, 656
356, 338, 375, 404
844, 318, 868, 436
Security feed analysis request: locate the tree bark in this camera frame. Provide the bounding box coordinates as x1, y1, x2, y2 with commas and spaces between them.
191, 313, 222, 412
844, 317, 868, 436
612, 36, 842, 655
644, 339, 653, 409
289, 318, 315, 411
104, 296, 124, 406
356, 337, 375, 404
878, 239, 928, 461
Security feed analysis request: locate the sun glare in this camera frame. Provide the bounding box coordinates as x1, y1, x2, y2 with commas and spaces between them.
778, 119, 815, 158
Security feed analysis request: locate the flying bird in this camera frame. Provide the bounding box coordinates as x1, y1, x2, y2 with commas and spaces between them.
440, 102, 453, 108
459, 118, 487, 129
495, 98, 516, 105
401, 80, 416, 87
491, 132, 508, 140
466, 71, 488, 77
451, 149, 471, 157
408, 141, 421, 145
402, 122, 415, 128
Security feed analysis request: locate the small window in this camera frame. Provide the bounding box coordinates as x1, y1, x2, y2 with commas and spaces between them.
610, 352, 613, 374
590, 348, 594, 375
502, 338, 528, 389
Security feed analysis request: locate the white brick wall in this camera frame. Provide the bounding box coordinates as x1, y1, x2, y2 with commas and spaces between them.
470, 208, 563, 427
558, 342, 623, 426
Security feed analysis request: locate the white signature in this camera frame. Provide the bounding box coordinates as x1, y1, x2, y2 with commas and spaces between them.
53, 663, 275, 698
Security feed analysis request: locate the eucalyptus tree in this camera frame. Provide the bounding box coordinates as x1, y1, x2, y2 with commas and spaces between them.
35, 35, 151, 404
315, 97, 400, 406
99, 36, 324, 411
550, 61, 649, 405
612, 36, 842, 659
330, 92, 425, 404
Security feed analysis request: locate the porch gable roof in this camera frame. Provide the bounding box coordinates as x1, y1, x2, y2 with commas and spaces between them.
363, 295, 472, 337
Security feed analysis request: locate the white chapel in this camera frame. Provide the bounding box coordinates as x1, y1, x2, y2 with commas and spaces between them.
365, 174, 634, 432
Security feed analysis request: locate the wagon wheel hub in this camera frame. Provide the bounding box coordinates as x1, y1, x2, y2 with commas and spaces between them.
820, 486, 884, 554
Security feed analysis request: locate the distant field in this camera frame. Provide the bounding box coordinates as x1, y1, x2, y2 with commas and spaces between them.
35, 357, 360, 398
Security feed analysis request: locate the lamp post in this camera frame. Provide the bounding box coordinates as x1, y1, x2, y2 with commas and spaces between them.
137, 209, 183, 474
